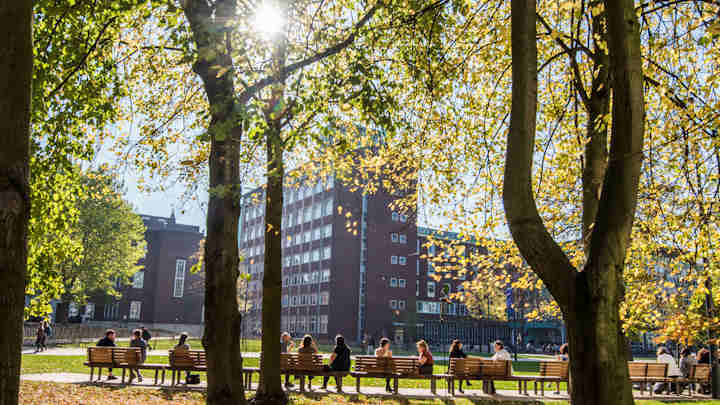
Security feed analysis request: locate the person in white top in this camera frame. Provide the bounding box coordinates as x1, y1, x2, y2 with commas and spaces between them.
654, 346, 681, 394
485, 340, 512, 394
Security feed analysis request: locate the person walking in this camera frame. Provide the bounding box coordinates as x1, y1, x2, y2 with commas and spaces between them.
416, 340, 434, 375
449, 339, 471, 393
280, 332, 295, 388
128, 329, 148, 384
368, 335, 376, 355
34, 324, 46, 353
322, 335, 351, 391
97, 329, 117, 380
141, 326, 152, 351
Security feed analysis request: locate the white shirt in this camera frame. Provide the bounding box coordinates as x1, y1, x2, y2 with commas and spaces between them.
492, 349, 511, 361
657, 353, 682, 377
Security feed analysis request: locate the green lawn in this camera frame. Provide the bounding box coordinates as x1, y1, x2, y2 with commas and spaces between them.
16, 381, 720, 405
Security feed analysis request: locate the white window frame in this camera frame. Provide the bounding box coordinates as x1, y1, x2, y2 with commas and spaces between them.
399, 234, 407, 244
390, 277, 398, 288
391, 255, 398, 265
399, 256, 407, 266
398, 300, 406, 310
390, 300, 398, 309
399, 278, 407, 288
129, 301, 142, 320
427, 281, 436, 298
391, 212, 399, 221
322, 246, 331, 260
173, 259, 187, 298
132, 271, 145, 289
391, 233, 399, 243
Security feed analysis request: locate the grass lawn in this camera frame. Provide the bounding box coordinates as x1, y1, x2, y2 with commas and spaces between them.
17, 381, 720, 405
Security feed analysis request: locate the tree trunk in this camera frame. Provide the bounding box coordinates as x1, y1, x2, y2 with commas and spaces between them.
183, 1, 245, 404
504, 0, 644, 404
254, 7, 289, 403
0, 2, 33, 405
254, 121, 286, 405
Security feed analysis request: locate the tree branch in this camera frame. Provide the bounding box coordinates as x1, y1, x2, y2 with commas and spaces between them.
47, 17, 116, 99
239, 2, 381, 102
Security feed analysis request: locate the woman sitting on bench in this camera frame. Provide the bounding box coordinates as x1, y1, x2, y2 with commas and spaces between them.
322, 335, 351, 391
416, 340, 434, 375
375, 337, 394, 392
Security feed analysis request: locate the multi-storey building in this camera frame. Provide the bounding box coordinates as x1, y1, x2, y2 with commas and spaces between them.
239, 177, 525, 347
239, 176, 416, 344
89, 213, 204, 334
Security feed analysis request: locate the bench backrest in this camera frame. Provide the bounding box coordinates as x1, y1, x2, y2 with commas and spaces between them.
628, 362, 668, 378
87, 347, 141, 366
538, 361, 569, 379
277, 353, 323, 372
692, 364, 711, 381
389, 357, 419, 376
169, 349, 206, 368
354, 356, 390, 373
449, 357, 510, 378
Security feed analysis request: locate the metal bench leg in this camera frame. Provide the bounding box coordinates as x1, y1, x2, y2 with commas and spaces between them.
300, 376, 305, 392
431, 377, 436, 395
98, 368, 103, 381
541, 380, 545, 396
154, 369, 159, 385
356, 377, 361, 393
337, 376, 343, 392
161, 369, 166, 385
394, 377, 399, 394
90, 367, 94, 382
122, 368, 126, 384
171, 370, 176, 387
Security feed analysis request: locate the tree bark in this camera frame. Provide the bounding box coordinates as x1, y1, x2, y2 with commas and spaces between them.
254, 6, 289, 403
183, 1, 245, 404
0, 2, 33, 405
504, 0, 644, 404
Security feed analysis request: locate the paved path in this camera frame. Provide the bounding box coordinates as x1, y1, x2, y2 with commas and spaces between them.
20, 373, 713, 402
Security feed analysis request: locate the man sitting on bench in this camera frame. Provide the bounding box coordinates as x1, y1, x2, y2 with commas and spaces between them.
97, 329, 117, 380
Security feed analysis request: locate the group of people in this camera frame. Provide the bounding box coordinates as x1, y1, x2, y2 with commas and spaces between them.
34, 321, 52, 353
653, 346, 712, 394
95, 327, 190, 383
281, 331, 520, 394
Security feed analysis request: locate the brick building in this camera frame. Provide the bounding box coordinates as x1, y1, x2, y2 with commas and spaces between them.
88, 213, 204, 333
239, 177, 519, 347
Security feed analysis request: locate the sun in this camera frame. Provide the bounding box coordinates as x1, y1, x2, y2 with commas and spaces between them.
253, 3, 284, 37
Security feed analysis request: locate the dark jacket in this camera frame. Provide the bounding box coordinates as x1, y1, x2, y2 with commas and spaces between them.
130, 338, 148, 362
141, 329, 151, 341
97, 337, 116, 347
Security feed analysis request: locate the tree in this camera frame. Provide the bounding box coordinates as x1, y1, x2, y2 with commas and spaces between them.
503, 1, 644, 405
0, 2, 33, 405
55, 171, 146, 321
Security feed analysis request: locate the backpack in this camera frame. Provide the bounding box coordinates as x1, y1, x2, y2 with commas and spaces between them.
186, 374, 201, 385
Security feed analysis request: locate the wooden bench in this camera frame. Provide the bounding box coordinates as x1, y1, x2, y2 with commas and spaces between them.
278, 353, 349, 392
445, 357, 526, 395
168, 349, 207, 386
351, 356, 439, 395
675, 364, 711, 396
628, 362, 669, 396
530, 361, 569, 396
84, 347, 165, 385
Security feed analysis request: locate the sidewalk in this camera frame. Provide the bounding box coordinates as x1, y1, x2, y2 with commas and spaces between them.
20, 372, 714, 402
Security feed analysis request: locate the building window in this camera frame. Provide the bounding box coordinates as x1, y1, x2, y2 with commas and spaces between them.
391, 212, 399, 221
399, 256, 407, 266
391, 233, 399, 243
173, 259, 187, 298
85, 303, 95, 320
303, 230, 311, 243
428, 262, 434, 275
132, 271, 144, 289
323, 224, 332, 238
322, 246, 331, 260
320, 291, 330, 305
323, 199, 333, 216
320, 315, 328, 333
129, 301, 142, 320
302, 251, 310, 264
313, 204, 322, 220
291, 296, 298, 307
391, 255, 398, 265
313, 228, 321, 240
311, 293, 318, 305
427, 282, 436, 298
398, 300, 406, 310
309, 315, 317, 332
321, 269, 331, 282
416, 280, 420, 296
400, 214, 408, 223
390, 300, 398, 309
399, 279, 407, 288
304, 207, 312, 223
390, 277, 398, 288
312, 249, 320, 262
399, 234, 407, 244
